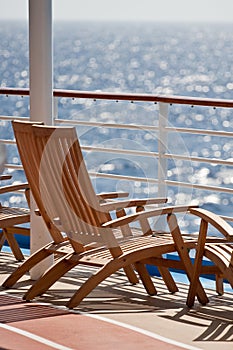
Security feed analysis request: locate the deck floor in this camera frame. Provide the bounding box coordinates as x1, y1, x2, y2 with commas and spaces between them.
0, 252, 232, 350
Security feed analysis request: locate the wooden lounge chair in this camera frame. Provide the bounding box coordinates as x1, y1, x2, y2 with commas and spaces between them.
3, 122, 210, 309
186, 207, 233, 307
3, 120, 170, 292
0, 174, 30, 261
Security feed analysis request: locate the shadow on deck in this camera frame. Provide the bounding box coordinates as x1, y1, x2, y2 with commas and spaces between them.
0, 252, 232, 350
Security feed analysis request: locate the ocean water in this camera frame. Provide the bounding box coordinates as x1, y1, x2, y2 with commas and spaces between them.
0, 20, 233, 232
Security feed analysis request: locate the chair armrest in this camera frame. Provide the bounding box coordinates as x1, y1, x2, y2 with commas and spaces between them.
97, 191, 129, 202
100, 197, 167, 212
0, 182, 30, 195
102, 205, 197, 228
189, 208, 233, 242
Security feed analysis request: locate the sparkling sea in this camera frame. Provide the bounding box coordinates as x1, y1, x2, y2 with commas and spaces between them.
0, 20, 233, 233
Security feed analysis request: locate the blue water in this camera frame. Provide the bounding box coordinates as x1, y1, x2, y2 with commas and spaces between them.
0, 20, 233, 233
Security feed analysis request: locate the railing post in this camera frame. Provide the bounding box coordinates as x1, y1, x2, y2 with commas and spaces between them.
158, 102, 168, 198
156, 102, 168, 230
53, 97, 58, 124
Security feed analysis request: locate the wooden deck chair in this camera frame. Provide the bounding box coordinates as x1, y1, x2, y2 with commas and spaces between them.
3, 122, 210, 309
185, 207, 233, 307
0, 174, 30, 261
3, 120, 169, 290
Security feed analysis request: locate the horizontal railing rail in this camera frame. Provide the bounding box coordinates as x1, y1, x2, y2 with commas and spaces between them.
2, 86, 233, 107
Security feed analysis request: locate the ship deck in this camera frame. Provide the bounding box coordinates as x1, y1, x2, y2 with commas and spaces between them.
0, 251, 232, 350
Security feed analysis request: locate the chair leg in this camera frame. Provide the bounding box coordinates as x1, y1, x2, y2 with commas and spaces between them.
3, 228, 24, 261
216, 274, 224, 295
167, 214, 209, 307
67, 258, 127, 309
2, 242, 55, 288
134, 262, 157, 295
0, 231, 5, 250
123, 265, 139, 285
158, 264, 179, 293
109, 246, 139, 284
23, 253, 78, 301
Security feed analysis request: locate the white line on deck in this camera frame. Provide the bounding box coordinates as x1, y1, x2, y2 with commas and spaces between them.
83, 313, 202, 350
0, 323, 73, 350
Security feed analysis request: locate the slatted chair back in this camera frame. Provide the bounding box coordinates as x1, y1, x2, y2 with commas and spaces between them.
12, 121, 64, 244
31, 125, 120, 253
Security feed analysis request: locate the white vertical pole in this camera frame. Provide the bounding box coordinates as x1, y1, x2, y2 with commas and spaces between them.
28, 0, 53, 279
158, 102, 168, 199
29, 0, 53, 124
156, 102, 168, 231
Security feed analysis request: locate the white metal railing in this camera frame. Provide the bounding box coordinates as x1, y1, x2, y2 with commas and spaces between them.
0, 88, 232, 222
